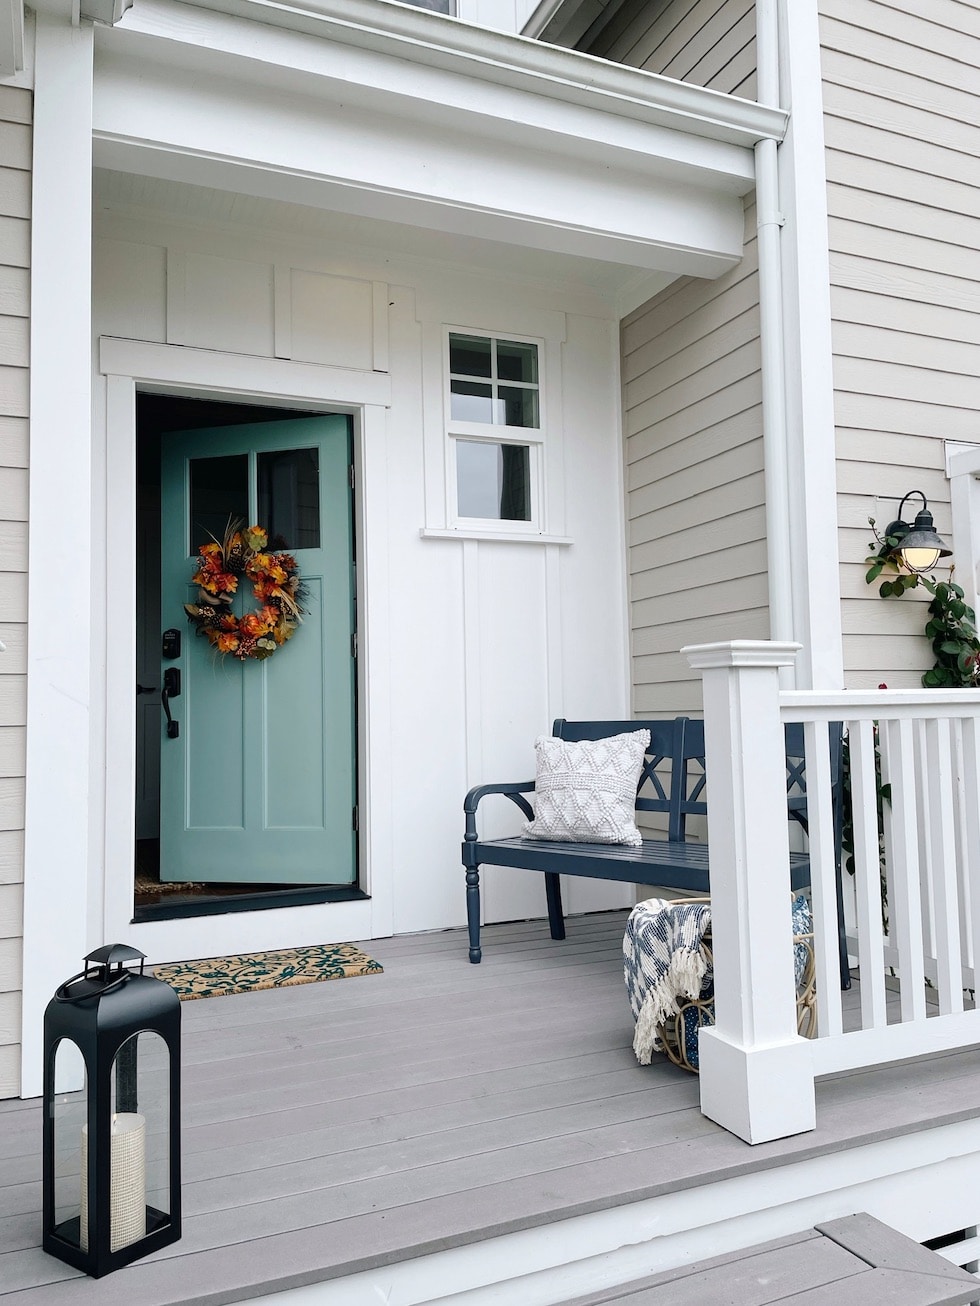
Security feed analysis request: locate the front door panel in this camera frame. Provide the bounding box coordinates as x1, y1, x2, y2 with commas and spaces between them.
158, 416, 356, 885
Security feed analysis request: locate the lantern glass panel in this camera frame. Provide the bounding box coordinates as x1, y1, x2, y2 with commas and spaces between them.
109, 1031, 172, 1245
51, 1038, 87, 1249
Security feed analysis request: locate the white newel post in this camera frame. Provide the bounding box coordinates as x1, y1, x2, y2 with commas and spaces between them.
683, 640, 817, 1144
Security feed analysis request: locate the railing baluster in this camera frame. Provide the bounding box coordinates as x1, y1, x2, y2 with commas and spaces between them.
961, 718, 980, 1003
915, 719, 936, 968
850, 718, 888, 1029
804, 719, 842, 1037
883, 718, 928, 1023
925, 718, 963, 1015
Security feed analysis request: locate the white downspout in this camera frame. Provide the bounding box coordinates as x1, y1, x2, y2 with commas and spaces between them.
754, 0, 795, 685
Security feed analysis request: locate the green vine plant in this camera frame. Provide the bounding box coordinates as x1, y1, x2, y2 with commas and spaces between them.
865, 519, 980, 688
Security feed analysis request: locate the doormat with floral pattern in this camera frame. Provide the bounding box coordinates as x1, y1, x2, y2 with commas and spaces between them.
151, 944, 383, 1000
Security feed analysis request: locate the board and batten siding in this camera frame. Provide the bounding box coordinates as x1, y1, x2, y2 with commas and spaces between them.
820, 0, 980, 689
623, 198, 767, 716
0, 83, 29, 1100
583, 0, 757, 101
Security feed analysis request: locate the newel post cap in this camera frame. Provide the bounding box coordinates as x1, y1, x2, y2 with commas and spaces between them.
682, 640, 802, 671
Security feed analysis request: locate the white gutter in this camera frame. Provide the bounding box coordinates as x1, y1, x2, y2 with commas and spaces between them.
754, 0, 795, 684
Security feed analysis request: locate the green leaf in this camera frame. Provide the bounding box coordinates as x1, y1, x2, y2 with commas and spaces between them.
865, 563, 883, 583
941, 641, 964, 655
879, 580, 895, 598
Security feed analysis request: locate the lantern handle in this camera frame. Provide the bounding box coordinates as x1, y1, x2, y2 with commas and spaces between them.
54, 969, 132, 1004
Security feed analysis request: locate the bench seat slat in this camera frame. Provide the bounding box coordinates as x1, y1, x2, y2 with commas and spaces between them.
472, 836, 812, 890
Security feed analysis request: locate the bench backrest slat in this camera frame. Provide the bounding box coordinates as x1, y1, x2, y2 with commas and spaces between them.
550, 717, 843, 846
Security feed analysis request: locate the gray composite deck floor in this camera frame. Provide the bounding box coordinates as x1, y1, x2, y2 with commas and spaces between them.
3, 911, 980, 1305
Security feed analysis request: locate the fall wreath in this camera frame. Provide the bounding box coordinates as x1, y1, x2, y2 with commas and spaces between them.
184, 521, 305, 661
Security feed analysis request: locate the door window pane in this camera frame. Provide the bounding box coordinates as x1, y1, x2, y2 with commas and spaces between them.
456, 440, 530, 521
257, 448, 321, 550
188, 455, 248, 554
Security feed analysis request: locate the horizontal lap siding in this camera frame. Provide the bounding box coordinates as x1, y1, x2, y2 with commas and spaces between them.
819, 0, 980, 688
585, 0, 757, 100
0, 85, 28, 1100
622, 201, 767, 715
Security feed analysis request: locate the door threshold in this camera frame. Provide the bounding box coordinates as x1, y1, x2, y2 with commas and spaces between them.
133, 885, 369, 923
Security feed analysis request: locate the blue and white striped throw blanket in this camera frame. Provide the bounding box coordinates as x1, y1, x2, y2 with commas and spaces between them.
623, 898, 713, 1065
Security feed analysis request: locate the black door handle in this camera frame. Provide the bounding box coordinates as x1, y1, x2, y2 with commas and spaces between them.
161, 668, 180, 739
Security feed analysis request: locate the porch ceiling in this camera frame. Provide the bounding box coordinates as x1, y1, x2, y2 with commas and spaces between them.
94, 167, 678, 308
91, 0, 769, 279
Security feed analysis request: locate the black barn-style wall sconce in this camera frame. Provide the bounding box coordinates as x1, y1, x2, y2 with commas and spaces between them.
878, 490, 952, 575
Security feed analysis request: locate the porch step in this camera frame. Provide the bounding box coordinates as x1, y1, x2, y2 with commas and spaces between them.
559, 1213, 980, 1305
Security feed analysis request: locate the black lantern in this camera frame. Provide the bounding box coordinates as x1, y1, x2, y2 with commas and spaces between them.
42, 944, 181, 1277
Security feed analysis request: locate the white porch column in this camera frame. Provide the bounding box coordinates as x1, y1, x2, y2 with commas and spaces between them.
20, 6, 94, 1097
945, 442, 980, 620
683, 640, 816, 1144
775, 0, 844, 691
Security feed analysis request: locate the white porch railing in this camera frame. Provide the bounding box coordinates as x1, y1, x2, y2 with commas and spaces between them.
684, 639, 980, 1145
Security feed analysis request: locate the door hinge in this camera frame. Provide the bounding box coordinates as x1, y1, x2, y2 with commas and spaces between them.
349, 463, 355, 489
351, 632, 358, 659
352, 806, 359, 831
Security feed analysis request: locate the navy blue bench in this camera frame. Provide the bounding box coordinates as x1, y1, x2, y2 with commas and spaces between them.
462, 717, 847, 981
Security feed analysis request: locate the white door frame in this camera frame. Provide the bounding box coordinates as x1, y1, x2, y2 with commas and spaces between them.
23, 337, 395, 1074
101, 339, 394, 959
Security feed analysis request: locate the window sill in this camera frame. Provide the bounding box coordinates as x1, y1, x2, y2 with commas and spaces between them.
420, 527, 573, 545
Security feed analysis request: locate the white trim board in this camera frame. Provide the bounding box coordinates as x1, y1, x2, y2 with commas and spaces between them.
231, 1117, 980, 1306
21, 11, 95, 1102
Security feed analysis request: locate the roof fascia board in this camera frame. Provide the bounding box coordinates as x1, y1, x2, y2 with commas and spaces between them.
102, 5, 756, 193
119, 0, 786, 149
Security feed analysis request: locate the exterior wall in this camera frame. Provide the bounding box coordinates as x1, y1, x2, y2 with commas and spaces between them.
0, 84, 29, 1100
585, 0, 757, 99
622, 199, 767, 716
820, 0, 980, 688
88, 194, 633, 974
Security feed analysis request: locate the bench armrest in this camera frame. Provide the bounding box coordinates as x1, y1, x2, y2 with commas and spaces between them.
463, 780, 536, 842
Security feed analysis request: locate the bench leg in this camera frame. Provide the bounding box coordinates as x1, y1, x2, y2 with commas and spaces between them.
545, 872, 565, 941
466, 866, 482, 963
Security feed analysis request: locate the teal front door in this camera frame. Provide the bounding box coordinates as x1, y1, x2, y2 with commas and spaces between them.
158, 416, 356, 885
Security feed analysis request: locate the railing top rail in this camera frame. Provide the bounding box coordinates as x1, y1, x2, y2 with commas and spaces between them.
780, 689, 980, 721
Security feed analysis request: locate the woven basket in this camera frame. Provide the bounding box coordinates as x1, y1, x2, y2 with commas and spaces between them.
655, 896, 817, 1074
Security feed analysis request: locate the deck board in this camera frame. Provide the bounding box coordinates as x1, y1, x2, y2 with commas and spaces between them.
2, 912, 980, 1304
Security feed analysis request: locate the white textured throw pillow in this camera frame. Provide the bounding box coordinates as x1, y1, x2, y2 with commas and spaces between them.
523, 729, 650, 846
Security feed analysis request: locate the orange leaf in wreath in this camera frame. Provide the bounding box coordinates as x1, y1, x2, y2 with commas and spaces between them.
216, 632, 240, 654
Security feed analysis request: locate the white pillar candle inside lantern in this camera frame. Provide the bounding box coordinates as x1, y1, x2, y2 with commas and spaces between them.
80, 1113, 147, 1252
